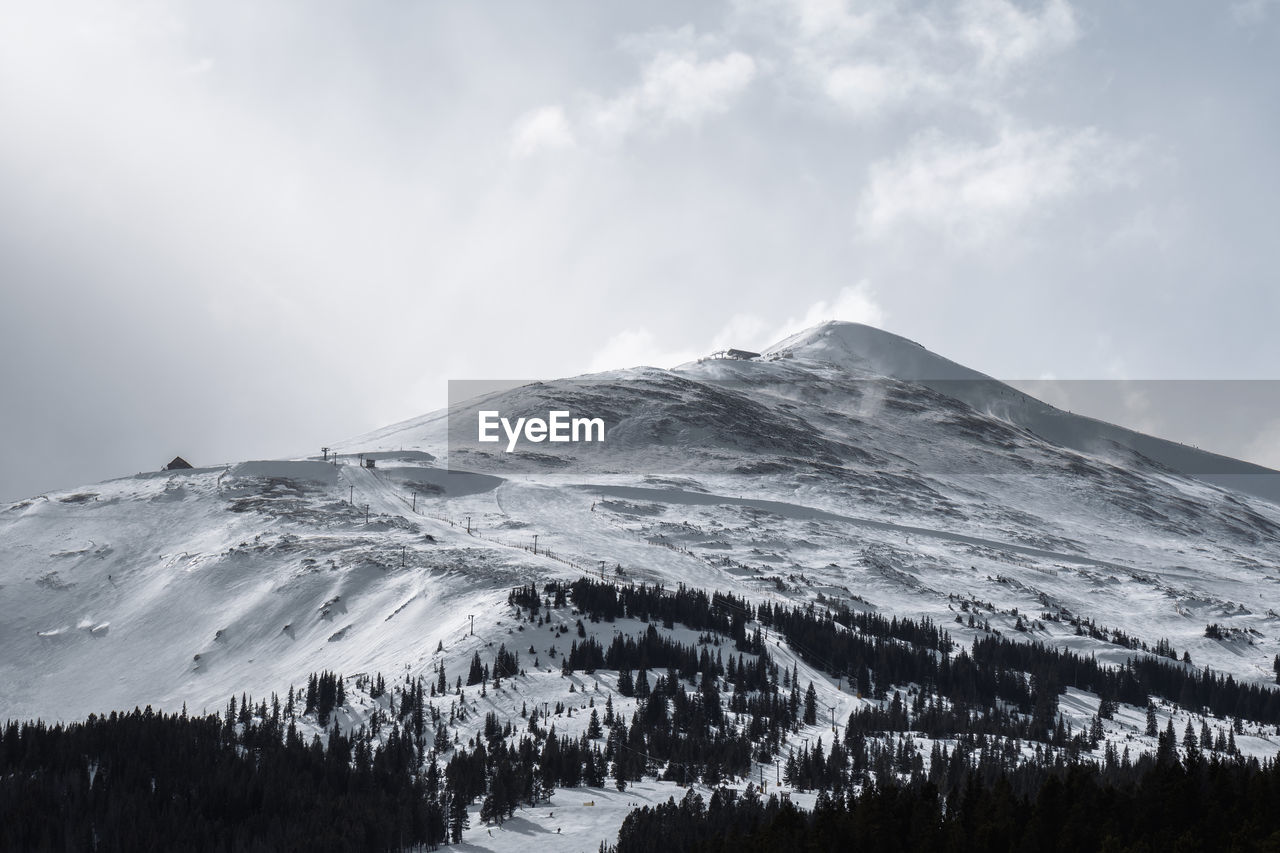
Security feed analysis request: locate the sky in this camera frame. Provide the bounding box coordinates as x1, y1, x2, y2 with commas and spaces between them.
1, 0, 1278, 502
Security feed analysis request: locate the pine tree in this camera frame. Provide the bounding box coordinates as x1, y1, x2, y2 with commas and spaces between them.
1157, 719, 1179, 766
448, 792, 470, 842
434, 722, 450, 754
1182, 719, 1199, 760
480, 793, 497, 825
804, 682, 818, 726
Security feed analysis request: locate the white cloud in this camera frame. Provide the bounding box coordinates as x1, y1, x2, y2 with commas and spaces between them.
510, 45, 756, 157
822, 63, 910, 119
766, 282, 887, 343
585, 328, 703, 373
589, 49, 757, 140
774, 0, 879, 42
585, 282, 885, 371
742, 0, 1079, 121
856, 125, 1136, 245
958, 0, 1078, 75
509, 106, 576, 159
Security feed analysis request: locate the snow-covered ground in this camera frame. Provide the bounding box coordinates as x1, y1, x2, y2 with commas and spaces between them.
4, 320, 1280, 848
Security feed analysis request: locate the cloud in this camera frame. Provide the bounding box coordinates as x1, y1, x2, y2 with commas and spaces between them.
590, 49, 757, 141
513, 45, 757, 157
766, 281, 887, 343
510, 106, 576, 158
822, 63, 913, 119
856, 125, 1137, 245
585, 282, 885, 371
958, 0, 1078, 75
3, 0, 1269, 502
585, 328, 704, 373
734, 0, 1081, 123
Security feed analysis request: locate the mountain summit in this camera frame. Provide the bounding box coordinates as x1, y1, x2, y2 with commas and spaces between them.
765, 320, 990, 382
754, 321, 1280, 504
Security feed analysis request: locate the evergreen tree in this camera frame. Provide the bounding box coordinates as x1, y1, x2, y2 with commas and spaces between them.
1157, 719, 1179, 766
434, 722, 451, 753
448, 793, 470, 842
803, 682, 818, 726
587, 709, 603, 739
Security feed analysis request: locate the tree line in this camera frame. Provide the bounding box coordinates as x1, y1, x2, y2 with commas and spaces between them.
610, 748, 1280, 853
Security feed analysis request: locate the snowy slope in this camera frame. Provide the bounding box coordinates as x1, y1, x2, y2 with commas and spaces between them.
5, 320, 1280, 848
764, 322, 1280, 503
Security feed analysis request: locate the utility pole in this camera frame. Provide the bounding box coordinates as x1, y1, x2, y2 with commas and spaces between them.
321, 446, 329, 461
775, 759, 780, 784
829, 705, 837, 734
533, 534, 539, 556
466, 516, 472, 535
349, 485, 354, 505
364, 504, 370, 525
401, 546, 406, 568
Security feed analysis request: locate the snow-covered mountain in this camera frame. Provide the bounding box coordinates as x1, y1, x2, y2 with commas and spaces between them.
5, 321, 1280, 847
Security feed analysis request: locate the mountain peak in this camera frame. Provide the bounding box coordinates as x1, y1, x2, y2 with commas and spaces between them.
764, 320, 988, 382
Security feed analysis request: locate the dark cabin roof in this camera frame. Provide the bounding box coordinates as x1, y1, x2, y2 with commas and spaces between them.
165, 456, 193, 470
706, 348, 760, 361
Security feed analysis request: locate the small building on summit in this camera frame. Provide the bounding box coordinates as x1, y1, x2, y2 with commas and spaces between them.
705, 348, 760, 361
165, 456, 194, 471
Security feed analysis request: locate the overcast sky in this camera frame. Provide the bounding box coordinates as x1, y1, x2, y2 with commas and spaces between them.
2, 0, 1278, 502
